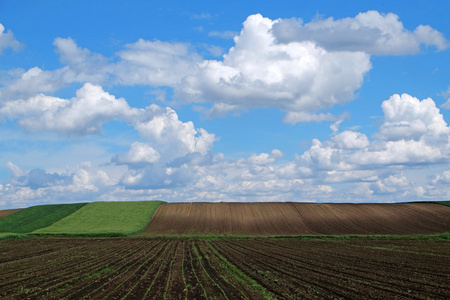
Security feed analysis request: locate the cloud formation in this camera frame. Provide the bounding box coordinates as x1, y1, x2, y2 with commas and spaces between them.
177, 14, 372, 122
272, 10, 448, 55
114, 39, 202, 86
300, 94, 450, 174
0, 23, 23, 54
2, 12, 446, 123
3, 85, 450, 207
0, 83, 137, 135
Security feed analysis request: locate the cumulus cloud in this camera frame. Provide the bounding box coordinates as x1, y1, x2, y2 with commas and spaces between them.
248, 149, 283, 165
300, 93, 450, 173
15, 168, 73, 190
378, 94, 450, 142
112, 142, 161, 165
370, 174, 410, 195
0, 37, 200, 102
0, 67, 69, 102
1, 162, 119, 208
0, 84, 216, 163
0, 83, 138, 135
114, 39, 202, 86
53, 37, 112, 84
272, 10, 448, 55
176, 14, 371, 122
0, 83, 216, 193
0, 38, 109, 102
3, 12, 444, 121
0, 23, 24, 54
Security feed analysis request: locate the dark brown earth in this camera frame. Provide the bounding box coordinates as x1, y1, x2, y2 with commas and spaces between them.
0, 208, 22, 219
137, 202, 450, 236
0, 238, 449, 299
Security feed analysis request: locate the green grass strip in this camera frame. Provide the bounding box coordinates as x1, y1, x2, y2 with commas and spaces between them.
0, 203, 87, 233
33, 201, 165, 236
192, 242, 229, 300
207, 242, 276, 300
434, 201, 450, 207
0, 232, 28, 240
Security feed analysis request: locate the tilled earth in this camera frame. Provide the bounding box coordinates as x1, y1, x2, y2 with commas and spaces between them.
1, 238, 449, 299
138, 202, 450, 236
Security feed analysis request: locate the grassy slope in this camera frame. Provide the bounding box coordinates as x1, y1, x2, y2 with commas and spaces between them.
435, 201, 450, 207
33, 201, 165, 236
0, 208, 23, 219
0, 203, 87, 233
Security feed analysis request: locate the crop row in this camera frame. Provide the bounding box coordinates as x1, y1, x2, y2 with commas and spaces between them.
0, 238, 449, 299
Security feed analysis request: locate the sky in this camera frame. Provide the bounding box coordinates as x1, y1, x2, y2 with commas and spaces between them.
1, 0, 450, 209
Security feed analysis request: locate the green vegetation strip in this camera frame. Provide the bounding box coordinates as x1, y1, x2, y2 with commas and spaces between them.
0, 232, 27, 240
207, 243, 276, 300
0, 203, 87, 233
434, 201, 450, 207
33, 201, 165, 237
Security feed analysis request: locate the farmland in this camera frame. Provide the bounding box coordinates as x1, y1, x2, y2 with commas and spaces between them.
0, 203, 86, 234
1, 201, 449, 299
0, 208, 22, 219
32, 201, 165, 236
0, 237, 449, 299
138, 202, 450, 236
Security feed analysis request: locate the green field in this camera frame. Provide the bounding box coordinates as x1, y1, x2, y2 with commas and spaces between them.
33, 201, 165, 236
0, 203, 87, 233
0, 232, 27, 240
435, 201, 450, 207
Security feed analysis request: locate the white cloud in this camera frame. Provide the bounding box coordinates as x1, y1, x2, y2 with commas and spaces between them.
331, 131, 370, 149
300, 94, 450, 172
0, 83, 138, 135
1, 161, 118, 208
247, 149, 283, 165
177, 14, 371, 122
284, 112, 345, 124
133, 106, 216, 163
370, 174, 410, 195
0, 37, 200, 102
350, 139, 443, 166
114, 39, 202, 86
378, 94, 450, 142
272, 11, 448, 55
112, 142, 161, 165
0, 67, 69, 102
0, 84, 216, 164
0, 23, 24, 54
53, 37, 111, 84
6, 162, 27, 178
431, 170, 450, 185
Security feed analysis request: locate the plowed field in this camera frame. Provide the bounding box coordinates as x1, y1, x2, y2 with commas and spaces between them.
138, 202, 450, 236
1, 238, 449, 299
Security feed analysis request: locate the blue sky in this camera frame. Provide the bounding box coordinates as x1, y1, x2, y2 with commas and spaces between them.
1, 0, 450, 209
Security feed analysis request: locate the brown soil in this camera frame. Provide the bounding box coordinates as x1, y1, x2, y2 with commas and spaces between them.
1, 238, 449, 299
0, 208, 22, 219
137, 202, 450, 236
